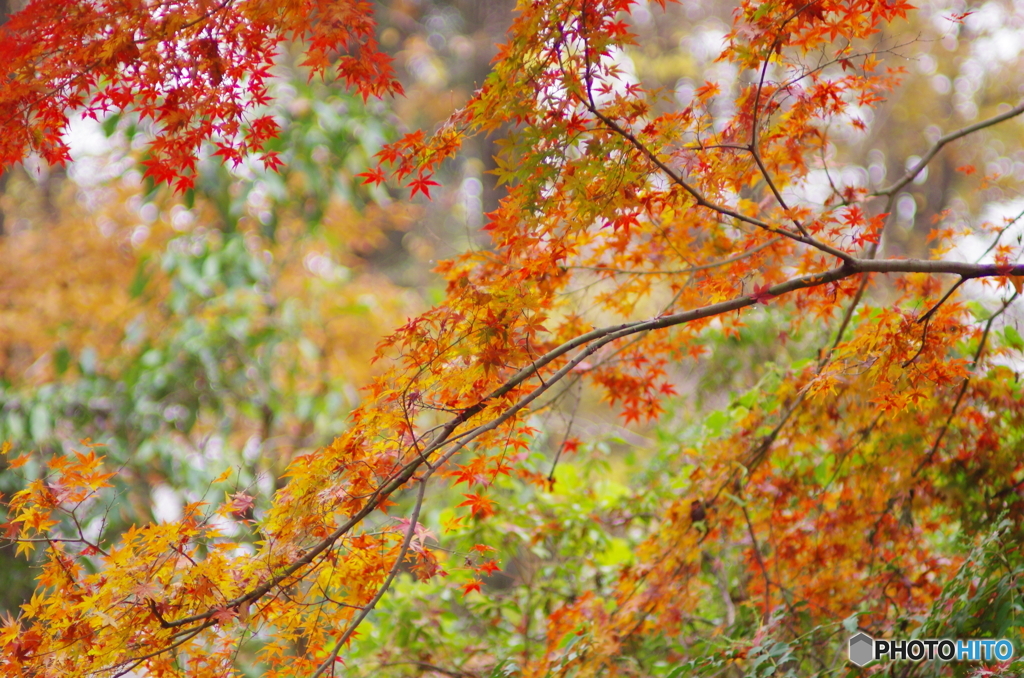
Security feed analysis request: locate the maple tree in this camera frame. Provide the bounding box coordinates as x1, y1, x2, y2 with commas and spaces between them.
2, 0, 1024, 676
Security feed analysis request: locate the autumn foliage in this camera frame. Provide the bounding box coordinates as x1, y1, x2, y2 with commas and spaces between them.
0, 0, 399, 191
2, 0, 1024, 676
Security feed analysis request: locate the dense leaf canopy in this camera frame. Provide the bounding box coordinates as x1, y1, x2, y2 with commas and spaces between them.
1, 0, 1024, 676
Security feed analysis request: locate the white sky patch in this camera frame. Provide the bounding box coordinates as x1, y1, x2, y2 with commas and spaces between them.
679, 22, 729, 64
951, 198, 1024, 370
65, 113, 132, 189
588, 45, 641, 108
152, 484, 184, 523
964, 1, 1024, 63
955, 197, 1024, 264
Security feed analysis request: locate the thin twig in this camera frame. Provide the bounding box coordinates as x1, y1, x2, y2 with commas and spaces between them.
919, 276, 967, 324
310, 477, 430, 678
548, 382, 582, 485
910, 293, 1017, 477
570, 237, 783, 277
578, 37, 853, 265
901, 316, 931, 368
740, 502, 772, 620
876, 101, 1024, 197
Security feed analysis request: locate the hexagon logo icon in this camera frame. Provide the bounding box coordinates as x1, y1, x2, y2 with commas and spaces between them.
849, 632, 874, 666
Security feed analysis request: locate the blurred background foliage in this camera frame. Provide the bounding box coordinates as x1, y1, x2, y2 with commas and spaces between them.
2, 0, 1024, 674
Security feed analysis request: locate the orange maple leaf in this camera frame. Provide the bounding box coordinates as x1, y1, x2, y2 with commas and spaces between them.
458, 493, 497, 518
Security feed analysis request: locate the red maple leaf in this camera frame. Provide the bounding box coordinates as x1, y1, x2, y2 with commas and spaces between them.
356, 167, 386, 186
211, 607, 237, 625
458, 493, 496, 518
476, 559, 501, 576
751, 283, 775, 305
228, 492, 255, 515
409, 173, 440, 199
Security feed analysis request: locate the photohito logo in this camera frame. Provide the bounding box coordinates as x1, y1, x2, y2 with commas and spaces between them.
848, 633, 1014, 667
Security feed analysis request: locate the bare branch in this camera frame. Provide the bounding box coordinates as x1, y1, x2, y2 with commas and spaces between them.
877, 101, 1024, 197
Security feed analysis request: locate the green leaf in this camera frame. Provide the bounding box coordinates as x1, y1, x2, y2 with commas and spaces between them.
596, 537, 634, 567
966, 301, 989, 321
129, 256, 152, 298
751, 1, 774, 21
723, 492, 746, 507
843, 614, 859, 634
54, 346, 71, 376
704, 410, 730, 437
665, 665, 688, 678
1004, 325, 1024, 350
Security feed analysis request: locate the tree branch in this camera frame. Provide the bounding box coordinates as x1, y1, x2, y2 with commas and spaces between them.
877, 100, 1024, 197
310, 476, 430, 678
